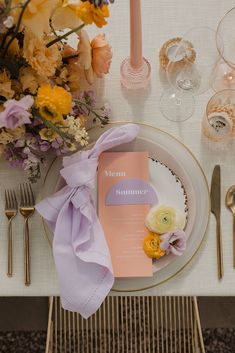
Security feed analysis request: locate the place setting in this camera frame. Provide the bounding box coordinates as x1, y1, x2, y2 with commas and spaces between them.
41, 122, 209, 299
1, 0, 235, 334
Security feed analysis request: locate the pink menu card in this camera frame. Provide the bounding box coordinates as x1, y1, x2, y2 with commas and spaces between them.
98, 152, 153, 278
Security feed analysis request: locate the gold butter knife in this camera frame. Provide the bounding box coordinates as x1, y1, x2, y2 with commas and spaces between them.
210, 165, 224, 279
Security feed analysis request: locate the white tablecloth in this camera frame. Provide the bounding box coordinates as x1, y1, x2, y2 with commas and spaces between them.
1, 0, 235, 296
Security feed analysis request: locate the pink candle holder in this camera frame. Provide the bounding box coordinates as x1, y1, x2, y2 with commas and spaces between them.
120, 57, 151, 89
120, 0, 151, 89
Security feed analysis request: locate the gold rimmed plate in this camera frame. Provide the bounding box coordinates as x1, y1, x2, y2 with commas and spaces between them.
42, 122, 210, 292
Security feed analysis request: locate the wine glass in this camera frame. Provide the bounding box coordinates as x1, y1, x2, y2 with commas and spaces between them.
160, 27, 220, 122
212, 7, 235, 91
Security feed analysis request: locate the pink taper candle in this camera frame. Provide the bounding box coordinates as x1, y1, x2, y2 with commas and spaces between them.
120, 0, 151, 89
130, 0, 143, 69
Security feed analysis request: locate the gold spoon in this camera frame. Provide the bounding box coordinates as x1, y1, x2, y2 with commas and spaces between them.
226, 185, 235, 268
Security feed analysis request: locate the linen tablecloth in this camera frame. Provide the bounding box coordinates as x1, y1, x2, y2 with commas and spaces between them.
0, 0, 235, 296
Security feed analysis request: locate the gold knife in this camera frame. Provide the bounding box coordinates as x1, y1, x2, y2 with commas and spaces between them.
210, 165, 224, 279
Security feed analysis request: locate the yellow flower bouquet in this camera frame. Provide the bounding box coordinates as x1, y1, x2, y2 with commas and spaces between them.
0, 0, 114, 181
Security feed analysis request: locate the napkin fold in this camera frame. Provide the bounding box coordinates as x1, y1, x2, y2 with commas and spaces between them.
36, 124, 139, 318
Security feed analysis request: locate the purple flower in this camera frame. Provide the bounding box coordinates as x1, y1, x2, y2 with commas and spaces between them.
0, 95, 34, 129
81, 90, 96, 107
51, 137, 63, 149
101, 102, 112, 117
39, 140, 51, 152
73, 90, 97, 116
160, 229, 187, 256
14, 139, 25, 148
82, 0, 115, 7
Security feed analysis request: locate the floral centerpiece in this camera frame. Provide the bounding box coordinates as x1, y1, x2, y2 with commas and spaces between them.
0, 0, 115, 182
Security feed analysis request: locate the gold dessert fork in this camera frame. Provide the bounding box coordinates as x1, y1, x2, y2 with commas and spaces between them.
19, 183, 35, 286
5, 189, 18, 277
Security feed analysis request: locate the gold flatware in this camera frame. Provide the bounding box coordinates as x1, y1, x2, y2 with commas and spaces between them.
225, 185, 235, 268
19, 183, 35, 286
210, 165, 224, 279
4, 189, 18, 277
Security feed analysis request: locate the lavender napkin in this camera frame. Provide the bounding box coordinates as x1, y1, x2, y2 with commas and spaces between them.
36, 124, 139, 318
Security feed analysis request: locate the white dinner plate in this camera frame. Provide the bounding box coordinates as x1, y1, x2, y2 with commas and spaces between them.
42, 122, 210, 292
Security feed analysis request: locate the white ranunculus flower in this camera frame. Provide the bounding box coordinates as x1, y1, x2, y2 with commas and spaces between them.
145, 204, 186, 234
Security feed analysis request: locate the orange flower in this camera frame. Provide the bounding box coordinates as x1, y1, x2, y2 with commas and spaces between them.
12, 0, 58, 38
91, 33, 112, 78
77, 30, 112, 83
23, 28, 61, 78
143, 232, 166, 259
76, 1, 109, 27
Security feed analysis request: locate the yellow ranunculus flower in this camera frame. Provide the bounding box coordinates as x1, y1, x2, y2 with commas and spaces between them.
76, 2, 109, 28
36, 84, 72, 122
143, 232, 166, 259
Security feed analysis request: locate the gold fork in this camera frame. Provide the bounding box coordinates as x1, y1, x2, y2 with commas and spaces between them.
5, 189, 18, 277
19, 183, 35, 286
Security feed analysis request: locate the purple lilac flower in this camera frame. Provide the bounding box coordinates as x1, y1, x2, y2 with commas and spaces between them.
3, 145, 24, 168
101, 102, 112, 117
73, 90, 97, 116
82, 0, 114, 7
160, 229, 187, 256
0, 96, 34, 129
82, 90, 96, 107
73, 104, 89, 117
39, 140, 51, 152
14, 139, 25, 148
51, 137, 64, 149
25, 133, 38, 149
9, 158, 24, 168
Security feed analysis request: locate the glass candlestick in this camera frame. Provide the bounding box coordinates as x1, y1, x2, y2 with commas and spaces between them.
120, 57, 151, 89
120, 0, 151, 89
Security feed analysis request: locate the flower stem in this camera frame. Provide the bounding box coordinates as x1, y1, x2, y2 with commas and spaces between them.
46, 23, 85, 48
2, 0, 31, 56
49, 18, 63, 45
33, 109, 71, 141
62, 54, 79, 62
74, 99, 109, 125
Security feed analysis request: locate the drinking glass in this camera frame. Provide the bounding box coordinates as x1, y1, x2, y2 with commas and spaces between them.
160, 27, 219, 122
202, 89, 235, 141
212, 7, 235, 91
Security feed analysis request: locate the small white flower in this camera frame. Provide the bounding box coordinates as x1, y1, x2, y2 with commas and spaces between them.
3, 16, 14, 29
64, 115, 89, 146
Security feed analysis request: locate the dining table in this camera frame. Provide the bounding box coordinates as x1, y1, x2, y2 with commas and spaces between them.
1, 0, 235, 298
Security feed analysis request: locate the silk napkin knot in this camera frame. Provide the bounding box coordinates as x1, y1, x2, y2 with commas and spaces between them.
36, 124, 139, 318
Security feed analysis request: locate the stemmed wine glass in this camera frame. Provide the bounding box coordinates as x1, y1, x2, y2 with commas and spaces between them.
212, 7, 235, 92
160, 27, 220, 122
